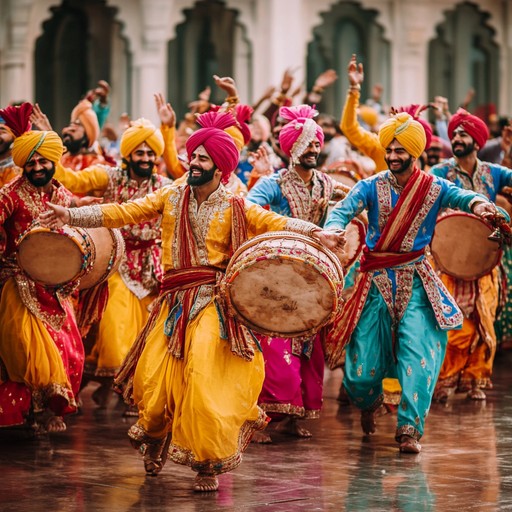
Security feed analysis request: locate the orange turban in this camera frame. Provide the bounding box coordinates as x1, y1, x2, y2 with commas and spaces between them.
70, 99, 100, 146
378, 113, 426, 159
12, 130, 64, 167
120, 118, 165, 158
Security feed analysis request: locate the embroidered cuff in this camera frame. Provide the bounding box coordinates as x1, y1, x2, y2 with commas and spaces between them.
285, 218, 319, 237
468, 197, 488, 212
68, 205, 104, 228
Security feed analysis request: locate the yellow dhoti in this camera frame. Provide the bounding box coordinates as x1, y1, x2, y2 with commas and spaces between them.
86, 272, 155, 377
129, 301, 267, 474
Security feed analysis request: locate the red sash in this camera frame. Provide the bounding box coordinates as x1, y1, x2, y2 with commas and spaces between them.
114, 186, 252, 403
324, 168, 434, 369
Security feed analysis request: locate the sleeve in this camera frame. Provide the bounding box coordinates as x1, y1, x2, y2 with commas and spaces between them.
340, 90, 387, 172
244, 200, 318, 238
55, 162, 110, 195
429, 165, 445, 178
160, 124, 186, 180
0, 188, 15, 226
439, 178, 489, 212
246, 176, 281, 207
68, 187, 168, 228
496, 164, 512, 189
92, 99, 110, 129
324, 180, 368, 230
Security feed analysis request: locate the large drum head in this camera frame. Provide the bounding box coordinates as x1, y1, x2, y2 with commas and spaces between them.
229, 257, 336, 336
17, 230, 84, 286
431, 212, 502, 281
225, 232, 344, 337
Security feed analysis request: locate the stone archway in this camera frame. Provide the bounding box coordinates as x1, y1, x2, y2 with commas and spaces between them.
167, 0, 251, 121
307, 1, 390, 117
35, 0, 131, 131
428, 1, 499, 119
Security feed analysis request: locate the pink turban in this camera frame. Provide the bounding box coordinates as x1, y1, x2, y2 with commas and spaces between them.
185, 111, 240, 184
448, 108, 489, 149
396, 104, 433, 150
278, 105, 325, 164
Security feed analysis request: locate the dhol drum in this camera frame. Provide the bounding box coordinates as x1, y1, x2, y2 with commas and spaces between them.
327, 201, 367, 272
223, 231, 344, 337
430, 212, 502, 281
17, 225, 125, 289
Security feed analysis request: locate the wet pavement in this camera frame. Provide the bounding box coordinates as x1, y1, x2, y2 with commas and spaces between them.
2, 350, 512, 511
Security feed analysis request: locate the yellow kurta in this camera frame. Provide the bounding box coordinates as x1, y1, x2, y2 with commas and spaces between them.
76, 184, 313, 473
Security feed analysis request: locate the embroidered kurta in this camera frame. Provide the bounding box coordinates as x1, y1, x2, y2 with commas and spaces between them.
247, 167, 348, 226
69, 183, 318, 474
55, 163, 171, 376
430, 158, 512, 389
325, 170, 487, 440
0, 176, 84, 426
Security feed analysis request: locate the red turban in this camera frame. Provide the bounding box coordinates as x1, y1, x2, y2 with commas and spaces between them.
448, 108, 489, 149
396, 104, 433, 150
186, 111, 240, 184
278, 105, 325, 164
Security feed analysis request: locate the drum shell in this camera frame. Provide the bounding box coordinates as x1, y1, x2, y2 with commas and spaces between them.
224, 231, 344, 337
16, 225, 125, 288
430, 212, 502, 281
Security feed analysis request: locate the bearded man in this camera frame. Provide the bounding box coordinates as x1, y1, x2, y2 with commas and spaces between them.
0, 102, 84, 434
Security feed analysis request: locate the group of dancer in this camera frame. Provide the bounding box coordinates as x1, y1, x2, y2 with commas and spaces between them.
1, 54, 511, 492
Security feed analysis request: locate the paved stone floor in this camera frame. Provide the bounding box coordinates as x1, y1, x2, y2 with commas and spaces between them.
2, 349, 512, 512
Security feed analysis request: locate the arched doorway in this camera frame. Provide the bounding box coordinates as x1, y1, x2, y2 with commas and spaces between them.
307, 1, 390, 117
428, 2, 499, 119
35, 0, 131, 131
167, 0, 252, 121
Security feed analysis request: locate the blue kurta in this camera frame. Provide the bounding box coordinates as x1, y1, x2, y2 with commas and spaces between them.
325, 170, 488, 440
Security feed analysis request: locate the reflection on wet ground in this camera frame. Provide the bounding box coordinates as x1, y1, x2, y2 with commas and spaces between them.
2, 350, 512, 511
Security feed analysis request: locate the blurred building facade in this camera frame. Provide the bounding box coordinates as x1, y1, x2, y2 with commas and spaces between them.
0, 0, 510, 130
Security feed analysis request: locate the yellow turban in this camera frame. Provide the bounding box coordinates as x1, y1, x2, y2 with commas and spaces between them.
378, 113, 426, 158
120, 118, 164, 158
12, 130, 64, 167
358, 105, 379, 129
70, 99, 100, 146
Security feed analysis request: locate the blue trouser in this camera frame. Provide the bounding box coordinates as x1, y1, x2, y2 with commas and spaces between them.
344, 274, 447, 440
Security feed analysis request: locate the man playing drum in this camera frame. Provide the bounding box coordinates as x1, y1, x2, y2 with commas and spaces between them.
324, 112, 498, 454
0, 103, 84, 434
53, 109, 172, 410
430, 109, 512, 402
41, 110, 344, 492
246, 104, 349, 442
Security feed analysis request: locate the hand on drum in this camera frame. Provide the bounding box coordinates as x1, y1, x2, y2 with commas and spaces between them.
313, 229, 346, 255
473, 201, 500, 220
39, 203, 70, 229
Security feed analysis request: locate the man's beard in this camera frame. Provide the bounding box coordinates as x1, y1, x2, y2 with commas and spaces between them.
63, 134, 88, 154
386, 155, 413, 174
25, 164, 55, 187
128, 159, 155, 178
299, 152, 319, 170
187, 165, 217, 186
452, 141, 475, 158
